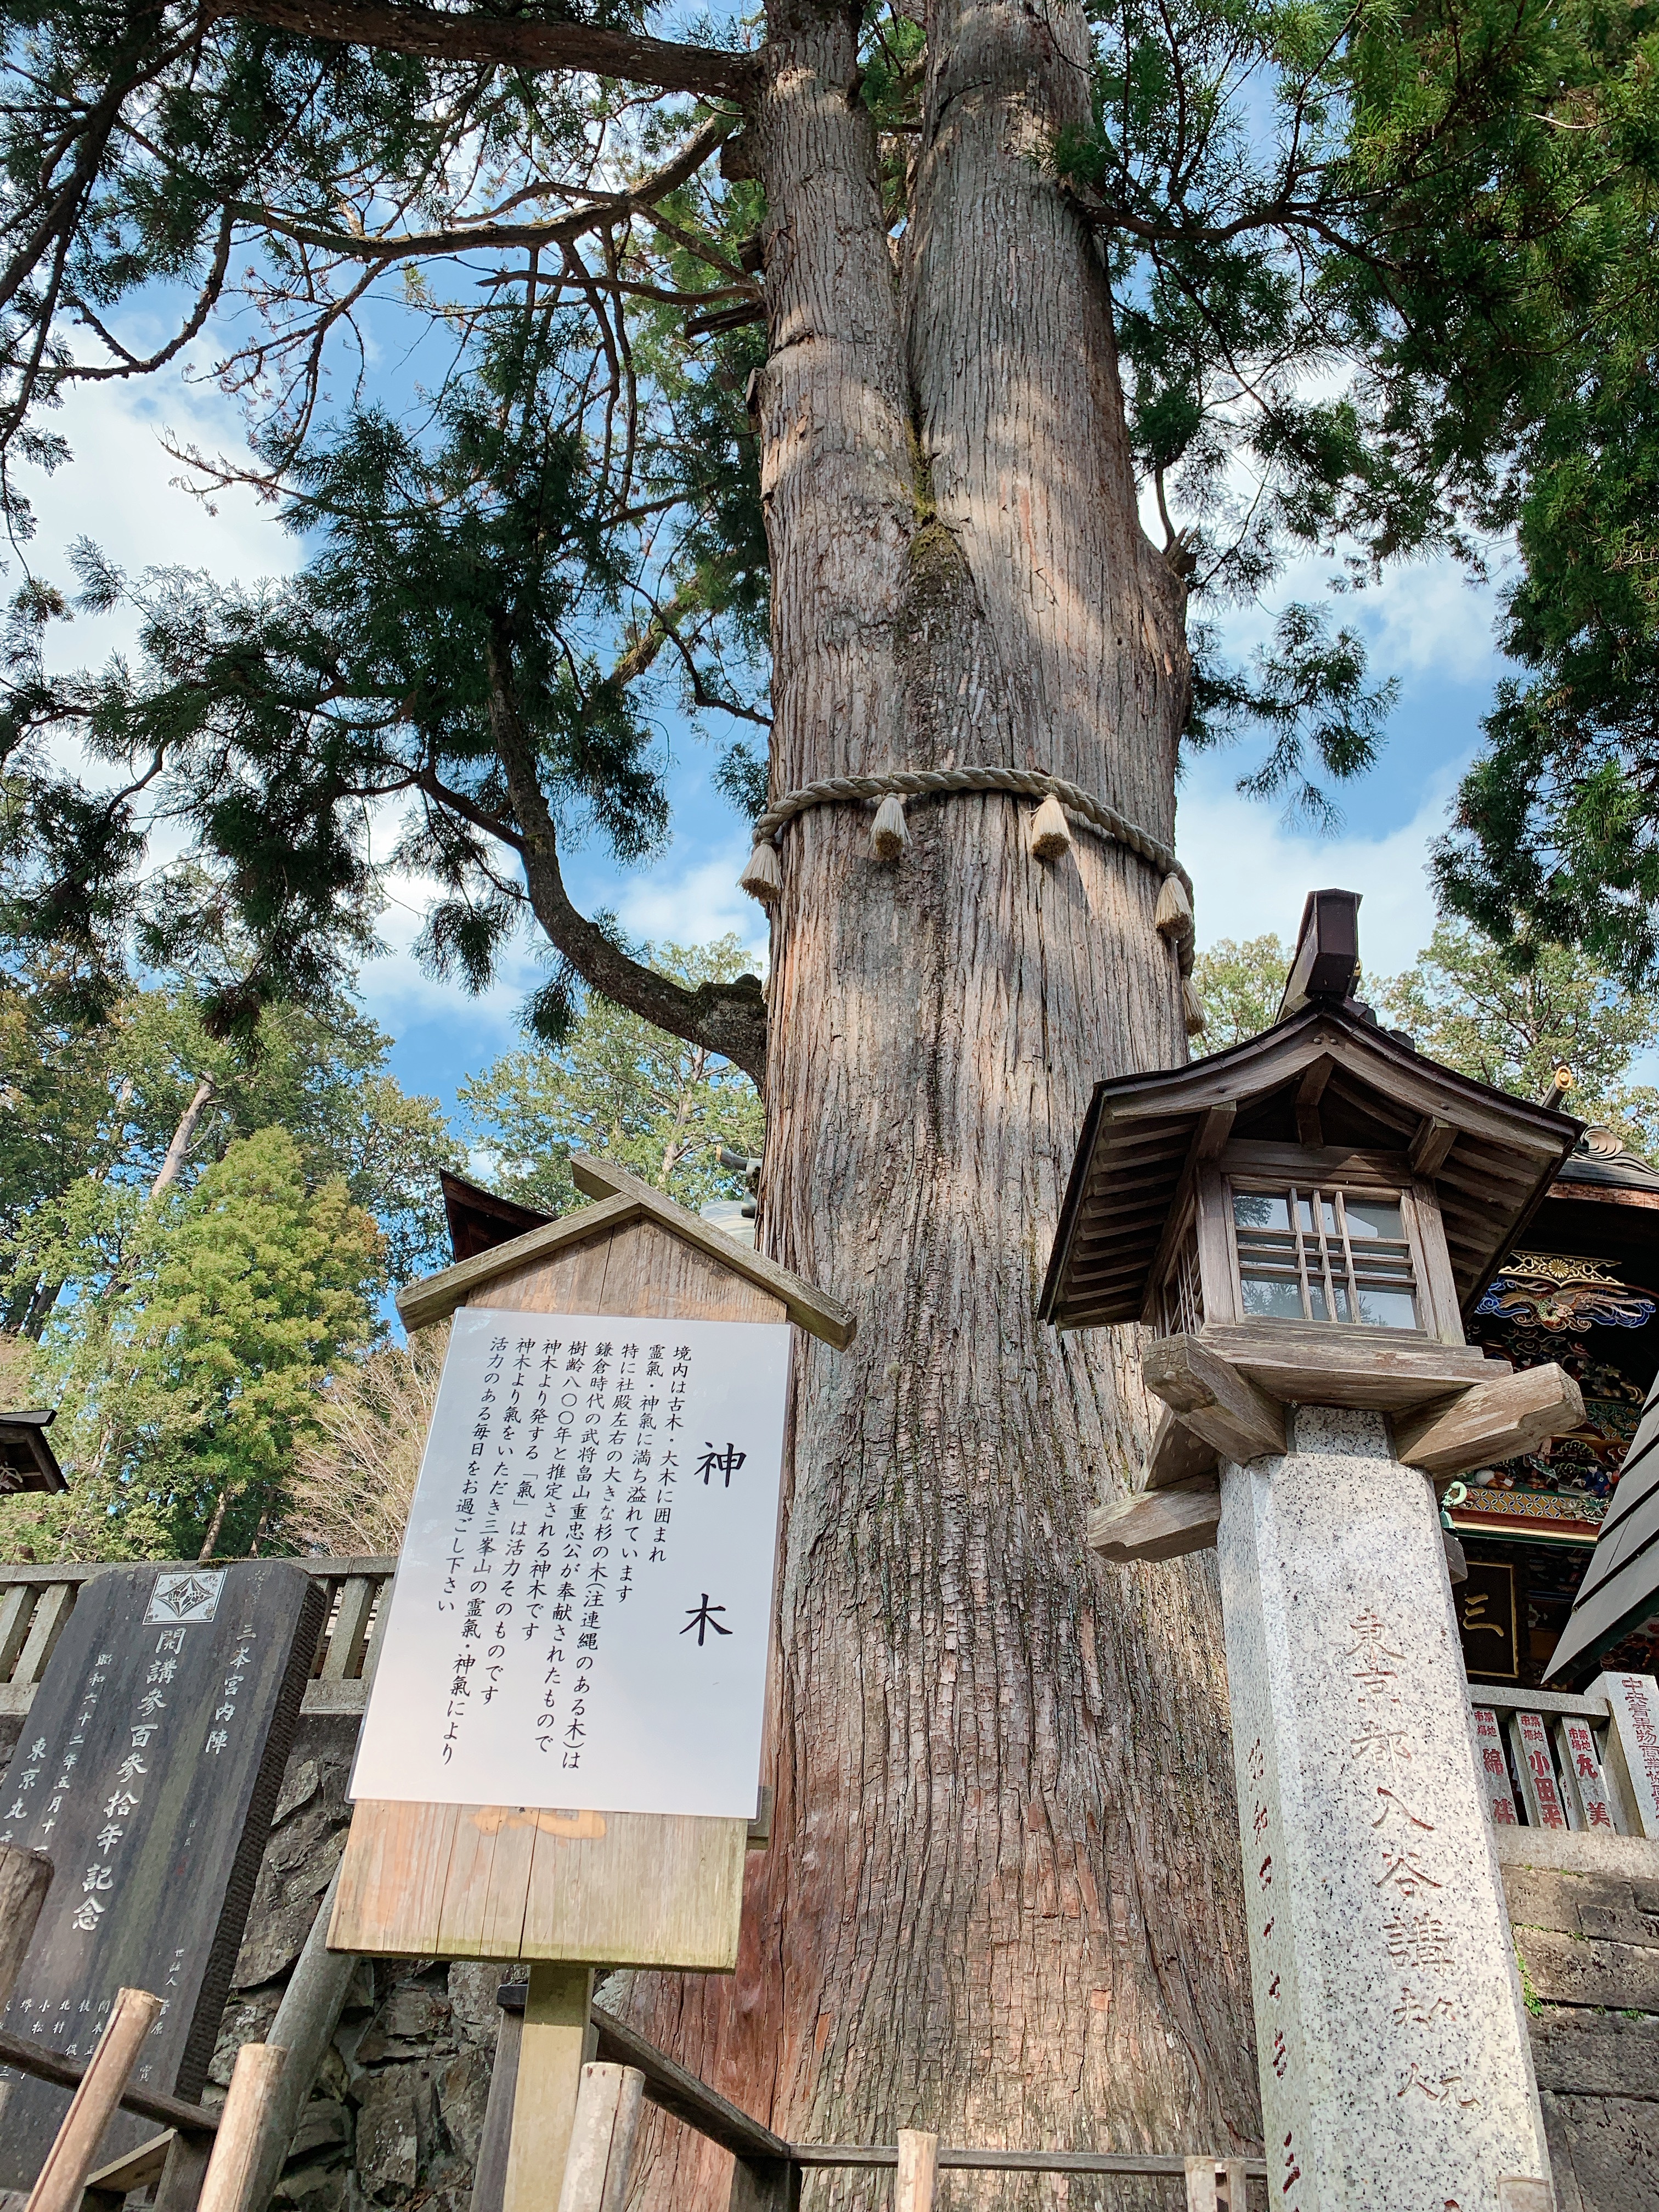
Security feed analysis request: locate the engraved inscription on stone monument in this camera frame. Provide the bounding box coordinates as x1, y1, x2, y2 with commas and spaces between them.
0, 1560, 323, 2187
1218, 1407, 1552, 2212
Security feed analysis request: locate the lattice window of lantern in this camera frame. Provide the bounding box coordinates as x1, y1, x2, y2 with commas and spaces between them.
1228, 1183, 1421, 1331
1160, 1230, 1204, 1338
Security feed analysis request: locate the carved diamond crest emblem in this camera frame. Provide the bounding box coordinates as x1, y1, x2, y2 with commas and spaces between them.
144, 1569, 225, 1624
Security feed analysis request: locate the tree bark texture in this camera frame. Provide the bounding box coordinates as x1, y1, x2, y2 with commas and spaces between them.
614, 0, 1259, 2194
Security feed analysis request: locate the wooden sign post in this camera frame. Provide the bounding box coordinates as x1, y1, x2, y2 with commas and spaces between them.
329, 1155, 853, 2212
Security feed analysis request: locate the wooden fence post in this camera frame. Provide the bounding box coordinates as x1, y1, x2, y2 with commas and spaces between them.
23, 1985, 161, 2212
727, 2158, 801, 2212
149, 2132, 213, 2212
895, 2130, 938, 2212
502, 1962, 593, 2212
1185, 2158, 1248, 2212
0, 1844, 50, 2008
554, 2063, 645, 2212
241, 1861, 359, 2212
470, 1981, 525, 2212
196, 2044, 289, 2212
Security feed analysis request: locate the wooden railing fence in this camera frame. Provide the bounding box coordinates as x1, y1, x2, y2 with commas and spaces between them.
0, 1559, 397, 1725
1465, 1678, 1658, 1838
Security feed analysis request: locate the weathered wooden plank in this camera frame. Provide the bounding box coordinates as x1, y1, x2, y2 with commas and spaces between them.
1143, 1407, 1220, 1492
13, 1582, 72, 1689
518, 1808, 748, 1969
1199, 1326, 1498, 1412
433, 1804, 504, 1959
334, 1773, 751, 1966
0, 1583, 37, 1680
398, 1156, 855, 1346
1393, 1364, 1584, 1479
319, 1577, 375, 1681
1409, 1179, 1465, 1345
1294, 1058, 1331, 1148
395, 1196, 639, 1331
503, 1963, 592, 2212
329, 1799, 459, 1957
24, 1987, 160, 2212
479, 1807, 539, 1960
1087, 1484, 1221, 1564
1409, 1115, 1458, 1176
83, 2128, 176, 2197
474, 1223, 624, 1318
1141, 1335, 1285, 1465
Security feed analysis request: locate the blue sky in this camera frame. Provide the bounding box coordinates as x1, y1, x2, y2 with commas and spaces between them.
24, 357, 1513, 1134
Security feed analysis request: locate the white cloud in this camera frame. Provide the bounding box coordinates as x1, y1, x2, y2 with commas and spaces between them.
16, 371, 297, 668
1353, 558, 1501, 684
355, 828, 770, 1052
356, 875, 545, 1046
611, 836, 769, 971
1206, 548, 1503, 690
1177, 765, 1464, 977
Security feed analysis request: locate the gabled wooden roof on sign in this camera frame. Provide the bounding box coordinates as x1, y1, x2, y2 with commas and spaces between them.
399, 1153, 855, 1347
1040, 1002, 1581, 1331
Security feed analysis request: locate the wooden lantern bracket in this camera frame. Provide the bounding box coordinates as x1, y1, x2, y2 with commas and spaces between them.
1091, 1332, 1585, 1566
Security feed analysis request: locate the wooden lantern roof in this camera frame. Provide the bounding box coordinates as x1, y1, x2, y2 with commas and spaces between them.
0, 1408, 65, 1494
1040, 999, 1582, 1333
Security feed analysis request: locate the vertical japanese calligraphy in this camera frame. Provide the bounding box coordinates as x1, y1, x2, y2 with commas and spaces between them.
1216, 1409, 1554, 2212
0, 1561, 321, 2190
1338, 1605, 1476, 2110
1558, 1715, 1616, 1830
351, 1308, 791, 1820
1469, 1707, 1519, 1826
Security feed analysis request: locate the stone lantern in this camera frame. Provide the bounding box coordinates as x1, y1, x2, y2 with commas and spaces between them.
1042, 889, 1585, 2212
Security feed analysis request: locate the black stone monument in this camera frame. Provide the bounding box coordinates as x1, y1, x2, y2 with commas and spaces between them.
0, 1560, 324, 2186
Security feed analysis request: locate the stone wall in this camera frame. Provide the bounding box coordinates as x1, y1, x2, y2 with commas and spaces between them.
207, 1718, 506, 2212
1502, 1845, 1659, 2212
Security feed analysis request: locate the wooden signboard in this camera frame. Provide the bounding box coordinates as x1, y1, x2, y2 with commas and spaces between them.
331, 1154, 853, 2212
0, 1559, 324, 2186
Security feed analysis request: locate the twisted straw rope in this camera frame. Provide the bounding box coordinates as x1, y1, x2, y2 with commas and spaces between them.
748, 765, 1194, 901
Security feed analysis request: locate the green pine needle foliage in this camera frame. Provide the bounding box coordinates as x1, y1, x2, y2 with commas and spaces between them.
461, 937, 766, 1217
1, 1125, 385, 1562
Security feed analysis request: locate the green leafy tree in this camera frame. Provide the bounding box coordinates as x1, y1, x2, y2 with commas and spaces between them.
1192, 934, 1292, 1046
2, 1126, 384, 1562
1434, 365, 1659, 984
0, 970, 462, 1333
4, 0, 1659, 2170
461, 938, 765, 1216
1376, 923, 1659, 1154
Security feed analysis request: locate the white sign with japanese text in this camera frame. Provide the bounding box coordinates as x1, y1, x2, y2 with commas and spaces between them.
349, 1307, 791, 1820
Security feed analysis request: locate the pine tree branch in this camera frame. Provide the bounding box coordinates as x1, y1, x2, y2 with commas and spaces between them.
198, 0, 761, 99
486, 629, 766, 1082
241, 112, 735, 266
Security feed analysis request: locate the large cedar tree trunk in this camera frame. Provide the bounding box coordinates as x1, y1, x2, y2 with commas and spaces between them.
617, 0, 1261, 2190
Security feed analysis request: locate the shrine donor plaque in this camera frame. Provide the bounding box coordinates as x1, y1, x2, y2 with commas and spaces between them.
351, 1309, 791, 1819
0, 1560, 323, 2187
